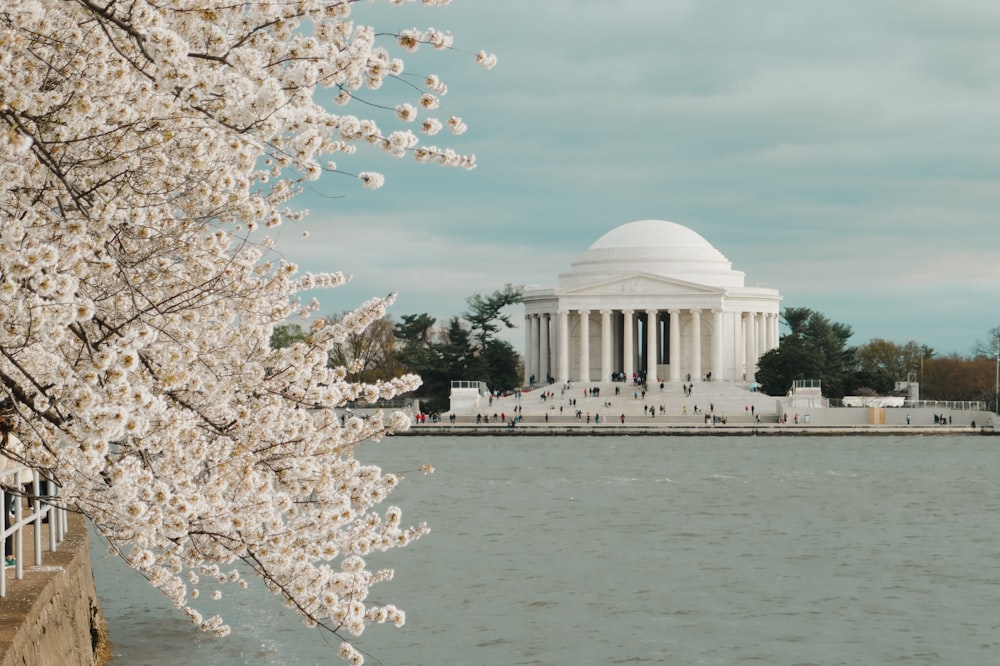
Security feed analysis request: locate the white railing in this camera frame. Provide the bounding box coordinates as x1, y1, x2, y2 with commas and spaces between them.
903, 400, 985, 411
1, 465, 68, 597
451, 380, 491, 395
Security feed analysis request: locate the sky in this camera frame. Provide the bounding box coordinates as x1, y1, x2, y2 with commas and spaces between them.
275, 0, 1000, 357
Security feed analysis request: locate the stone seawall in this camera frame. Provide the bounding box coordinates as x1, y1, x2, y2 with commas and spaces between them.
0, 512, 109, 666
401, 423, 996, 437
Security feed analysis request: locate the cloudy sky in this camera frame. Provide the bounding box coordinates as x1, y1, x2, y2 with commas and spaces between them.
277, 0, 1000, 357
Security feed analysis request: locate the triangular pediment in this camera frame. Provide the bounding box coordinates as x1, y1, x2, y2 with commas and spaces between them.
558, 272, 724, 297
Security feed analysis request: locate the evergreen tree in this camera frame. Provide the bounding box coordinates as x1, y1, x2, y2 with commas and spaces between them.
393, 314, 443, 410
481, 340, 522, 392
440, 318, 489, 383
756, 307, 856, 398
394, 287, 525, 409
412, 318, 488, 413
393, 314, 438, 388
463, 283, 524, 347
394, 314, 437, 348
462, 284, 523, 391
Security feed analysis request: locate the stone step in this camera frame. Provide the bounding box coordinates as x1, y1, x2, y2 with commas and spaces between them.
463, 381, 776, 418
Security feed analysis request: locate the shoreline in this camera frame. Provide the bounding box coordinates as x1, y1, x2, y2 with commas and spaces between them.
399, 423, 997, 437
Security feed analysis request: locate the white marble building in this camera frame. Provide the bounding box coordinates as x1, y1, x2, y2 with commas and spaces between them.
522, 219, 783, 385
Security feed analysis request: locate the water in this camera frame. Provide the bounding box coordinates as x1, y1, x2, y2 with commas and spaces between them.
91, 435, 1000, 665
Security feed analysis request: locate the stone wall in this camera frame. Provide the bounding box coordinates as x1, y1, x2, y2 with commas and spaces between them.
0, 512, 109, 666
772, 403, 995, 428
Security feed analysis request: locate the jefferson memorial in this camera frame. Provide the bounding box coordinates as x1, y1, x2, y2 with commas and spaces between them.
522, 219, 783, 385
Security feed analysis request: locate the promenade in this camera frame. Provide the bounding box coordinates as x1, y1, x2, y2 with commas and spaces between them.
414, 378, 997, 435
402, 421, 993, 437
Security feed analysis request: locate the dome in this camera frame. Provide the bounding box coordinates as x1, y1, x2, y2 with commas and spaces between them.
560, 219, 744, 289
590, 219, 720, 257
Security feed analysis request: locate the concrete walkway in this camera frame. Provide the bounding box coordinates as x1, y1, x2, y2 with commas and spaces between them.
403, 422, 992, 436
455, 379, 777, 424
422, 379, 996, 433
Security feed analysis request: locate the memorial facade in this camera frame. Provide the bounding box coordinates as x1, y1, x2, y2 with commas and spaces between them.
522, 219, 783, 385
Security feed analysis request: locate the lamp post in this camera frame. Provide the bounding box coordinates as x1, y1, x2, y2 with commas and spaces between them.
995, 334, 999, 416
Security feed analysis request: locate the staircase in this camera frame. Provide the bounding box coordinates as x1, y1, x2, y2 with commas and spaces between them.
453, 380, 778, 425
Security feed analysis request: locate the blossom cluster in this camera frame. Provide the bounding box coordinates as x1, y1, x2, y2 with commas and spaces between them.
0, 0, 489, 661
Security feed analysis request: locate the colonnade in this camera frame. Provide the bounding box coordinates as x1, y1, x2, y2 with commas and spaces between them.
524, 308, 780, 386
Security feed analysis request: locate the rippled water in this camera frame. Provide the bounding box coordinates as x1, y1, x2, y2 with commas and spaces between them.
92, 435, 1000, 665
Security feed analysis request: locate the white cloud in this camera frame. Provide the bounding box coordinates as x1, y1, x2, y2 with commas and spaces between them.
273, 0, 1000, 356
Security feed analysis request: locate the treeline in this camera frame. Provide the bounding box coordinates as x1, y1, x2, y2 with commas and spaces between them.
757, 307, 999, 409
272, 285, 524, 413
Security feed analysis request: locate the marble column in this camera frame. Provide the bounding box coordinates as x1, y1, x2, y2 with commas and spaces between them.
622, 310, 634, 381
539, 314, 550, 382
525, 314, 537, 385
645, 309, 658, 382
600, 310, 612, 382
733, 313, 743, 383
668, 309, 681, 382
690, 309, 702, 381
579, 310, 591, 382
711, 309, 724, 382
768, 313, 779, 351
557, 310, 570, 383
744, 312, 756, 383
757, 312, 767, 360
522, 314, 530, 384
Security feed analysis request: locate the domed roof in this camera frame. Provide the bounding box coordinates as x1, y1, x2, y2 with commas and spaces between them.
560, 219, 744, 289
590, 219, 720, 256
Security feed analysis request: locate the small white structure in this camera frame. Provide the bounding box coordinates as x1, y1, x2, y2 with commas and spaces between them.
778, 379, 830, 413
448, 380, 491, 412
522, 219, 783, 385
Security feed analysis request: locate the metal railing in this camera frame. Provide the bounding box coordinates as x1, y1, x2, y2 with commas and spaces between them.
903, 400, 985, 411
1, 465, 68, 597
793, 379, 823, 389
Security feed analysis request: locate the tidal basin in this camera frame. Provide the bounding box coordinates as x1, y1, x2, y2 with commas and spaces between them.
93, 435, 1000, 665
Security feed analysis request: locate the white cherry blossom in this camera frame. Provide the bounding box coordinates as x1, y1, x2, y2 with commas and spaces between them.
0, 0, 487, 661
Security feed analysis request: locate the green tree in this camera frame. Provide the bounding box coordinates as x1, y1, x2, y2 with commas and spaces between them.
392, 313, 437, 390
852, 339, 933, 395
391, 315, 489, 413
415, 318, 488, 413
394, 313, 437, 348
440, 318, 488, 383
756, 307, 856, 398
481, 339, 522, 393
392, 286, 525, 410
463, 283, 524, 347
462, 285, 524, 392
756, 342, 823, 396
270, 323, 308, 349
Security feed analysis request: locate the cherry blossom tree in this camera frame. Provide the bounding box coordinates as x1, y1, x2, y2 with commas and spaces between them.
0, 0, 492, 661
